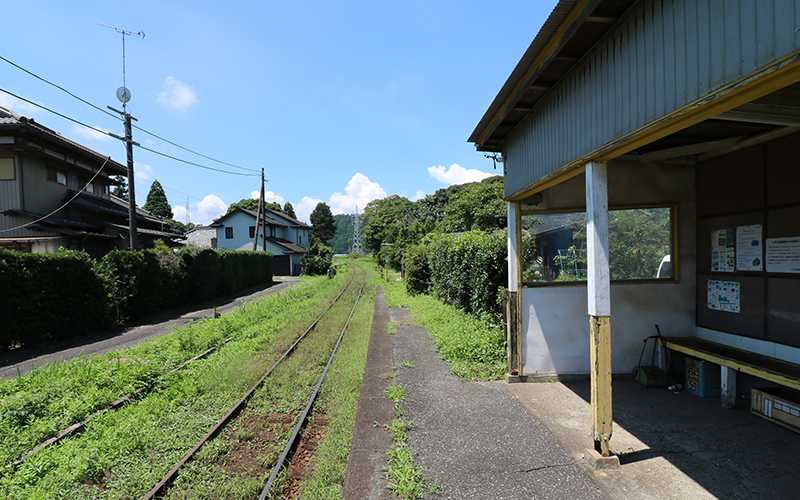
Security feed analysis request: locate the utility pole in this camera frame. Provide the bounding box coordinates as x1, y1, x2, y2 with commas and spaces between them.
100, 22, 144, 250
261, 169, 267, 252
252, 168, 264, 251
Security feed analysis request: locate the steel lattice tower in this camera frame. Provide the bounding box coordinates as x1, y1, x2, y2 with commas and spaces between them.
352, 205, 364, 254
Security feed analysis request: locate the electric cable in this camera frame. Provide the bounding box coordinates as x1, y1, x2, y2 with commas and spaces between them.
0, 54, 258, 173
0, 156, 111, 233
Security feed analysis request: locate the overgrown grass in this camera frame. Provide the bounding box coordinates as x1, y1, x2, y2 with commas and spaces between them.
0, 271, 350, 499
382, 278, 506, 380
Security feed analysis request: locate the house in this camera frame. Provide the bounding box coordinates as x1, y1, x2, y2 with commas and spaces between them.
0, 106, 183, 256
211, 207, 310, 276
471, 0, 800, 455
186, 225, 217, 248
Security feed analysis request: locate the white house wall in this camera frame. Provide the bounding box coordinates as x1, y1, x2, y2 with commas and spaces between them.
519, 159, 696, 375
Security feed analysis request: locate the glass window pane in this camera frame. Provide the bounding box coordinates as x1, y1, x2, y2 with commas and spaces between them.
521, 207, 673, 284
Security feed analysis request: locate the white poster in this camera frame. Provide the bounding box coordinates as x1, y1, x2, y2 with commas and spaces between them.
707, 280, 740, 313
711, 229, 735, 272
736, 224, 763, 271
766, 237, 800, 273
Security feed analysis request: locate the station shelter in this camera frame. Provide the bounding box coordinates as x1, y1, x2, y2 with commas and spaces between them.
470, 0, 800, 456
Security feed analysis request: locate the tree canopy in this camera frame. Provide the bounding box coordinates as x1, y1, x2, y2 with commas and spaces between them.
143, 180, 173, 219
309, 202, 336, 244
111, 176, 128, 201
283, 202, 296, 219
224, 198, 282, 216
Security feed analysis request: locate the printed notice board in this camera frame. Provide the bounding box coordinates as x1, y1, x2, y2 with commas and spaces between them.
707, 280, 740, 313
766, 237, 800, 273
711, 229, 735, 272
736, 224, 763, 271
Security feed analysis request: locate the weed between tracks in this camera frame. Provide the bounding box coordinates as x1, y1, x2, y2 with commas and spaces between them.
0, 263, 374, 499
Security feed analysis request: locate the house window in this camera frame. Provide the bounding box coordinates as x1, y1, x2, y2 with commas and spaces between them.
47, 167, 67, 185
225, 227, 234, 239
270, 226, 276, 237
82, 178, 95, 194
249, 226, 256, 238
521, 206, 676, 285
0, 158, 14, 180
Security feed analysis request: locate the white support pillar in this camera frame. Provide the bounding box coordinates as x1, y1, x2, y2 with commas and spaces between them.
586, 162, 613, 457
721, 366, 737, 409
508, 200, 521, 292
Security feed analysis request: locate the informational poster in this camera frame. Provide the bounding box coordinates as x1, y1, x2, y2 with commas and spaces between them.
766, 237, 800, 273
707, 280, 740, 313
736, 224, 763, 271
711, 229, 735, 272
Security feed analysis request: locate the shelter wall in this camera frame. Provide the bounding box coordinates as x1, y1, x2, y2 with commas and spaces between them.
520, 159, 695, 375
696, 132, 800, 352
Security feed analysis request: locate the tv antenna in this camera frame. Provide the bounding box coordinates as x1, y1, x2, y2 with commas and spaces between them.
100, 22, 144, 250
98, 23, 144, 112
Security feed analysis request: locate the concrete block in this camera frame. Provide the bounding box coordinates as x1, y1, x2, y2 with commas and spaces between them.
583, 448, 620, 470
504, 373, 528, 383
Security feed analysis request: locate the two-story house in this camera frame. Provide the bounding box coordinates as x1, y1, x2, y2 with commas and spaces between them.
0, 106, 182, 256
212, 207, 310, 275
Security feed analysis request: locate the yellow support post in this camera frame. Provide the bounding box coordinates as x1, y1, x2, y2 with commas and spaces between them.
590, 315, 612, 456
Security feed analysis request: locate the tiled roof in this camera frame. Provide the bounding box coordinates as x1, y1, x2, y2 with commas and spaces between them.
0, 105, 127, 175
266, 237, 307, 254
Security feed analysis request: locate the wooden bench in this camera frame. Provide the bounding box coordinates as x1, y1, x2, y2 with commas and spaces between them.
657, 337, 800, 408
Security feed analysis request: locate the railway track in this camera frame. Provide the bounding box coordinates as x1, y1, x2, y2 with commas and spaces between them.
143, 265, 367, 499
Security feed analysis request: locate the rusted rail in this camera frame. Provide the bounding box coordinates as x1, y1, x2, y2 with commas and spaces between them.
142, 269, 359, 500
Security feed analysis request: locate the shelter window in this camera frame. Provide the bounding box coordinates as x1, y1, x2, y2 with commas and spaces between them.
521, 206, 675, 285
0, 158, 14, 180
225, 227, 233, 239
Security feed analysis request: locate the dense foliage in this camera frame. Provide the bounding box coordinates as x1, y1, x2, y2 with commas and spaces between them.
282, 202, 296, 219
302, 241, 333, 276
0, 247, 273, 349
428, 231, 508, 316
331, 214, 354, 254
309, 202, 337, 245
402, 244, 431, 296
143, 180, 173, 220
223, 198, 281, 216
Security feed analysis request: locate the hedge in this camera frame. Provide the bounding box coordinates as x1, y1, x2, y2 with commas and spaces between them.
427, 230, 507, 316
0, 247, 273, 350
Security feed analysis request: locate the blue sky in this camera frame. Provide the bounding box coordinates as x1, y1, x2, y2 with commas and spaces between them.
1, 1, 550, 224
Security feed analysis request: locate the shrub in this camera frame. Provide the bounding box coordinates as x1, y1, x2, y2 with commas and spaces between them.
303, 241, 332, 276
427, 230, 507, 316
403, 244, 431, 296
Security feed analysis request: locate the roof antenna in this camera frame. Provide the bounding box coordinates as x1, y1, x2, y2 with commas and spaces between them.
97, 23, 144, 113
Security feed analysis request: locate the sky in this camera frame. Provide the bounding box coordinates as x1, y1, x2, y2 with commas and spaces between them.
0, 1, 551, 225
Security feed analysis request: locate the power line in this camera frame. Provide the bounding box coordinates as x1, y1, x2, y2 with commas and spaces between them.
0, 87, 258, 177
0, 54, 259, 173
0, 156, 111, 233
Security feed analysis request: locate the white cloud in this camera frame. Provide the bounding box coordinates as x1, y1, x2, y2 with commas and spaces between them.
250, 190, 285, 205
328, 173, 387, 215
71, 124, 112, 143
0, 94, 38, 114
410, 189, 426, 202
157, 76, 199, 111
296, 196, 324, 224
196, 194, 227, 225
428, 164, 491, 186
172, 204, 192, 225
132, 164, 155, 201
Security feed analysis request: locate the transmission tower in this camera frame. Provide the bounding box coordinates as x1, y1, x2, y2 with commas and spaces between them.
352, 205, 364, 254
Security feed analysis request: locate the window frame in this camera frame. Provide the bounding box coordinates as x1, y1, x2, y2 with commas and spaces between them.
520, 203, 679, 287
225, 227, 234, 239
0, 158, 15, 181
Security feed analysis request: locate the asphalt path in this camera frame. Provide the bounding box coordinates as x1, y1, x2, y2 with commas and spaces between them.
393, 318, 608, 500
0, 277, 300, 381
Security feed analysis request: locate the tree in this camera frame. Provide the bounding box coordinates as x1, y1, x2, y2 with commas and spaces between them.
330, 214, 354, 254
111, 176, 128, 200
309, 202, 336, 244
283, 202, 296, 219
225, 198, 282, 215
143, 180, 173, 219
435, 176, 505, 233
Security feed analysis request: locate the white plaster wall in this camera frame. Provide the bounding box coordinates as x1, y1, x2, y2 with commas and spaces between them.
519, 160, 696, 375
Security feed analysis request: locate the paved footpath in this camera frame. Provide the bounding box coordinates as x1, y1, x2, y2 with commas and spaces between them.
345, 287, 607, 500
0, 277, 300, 380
